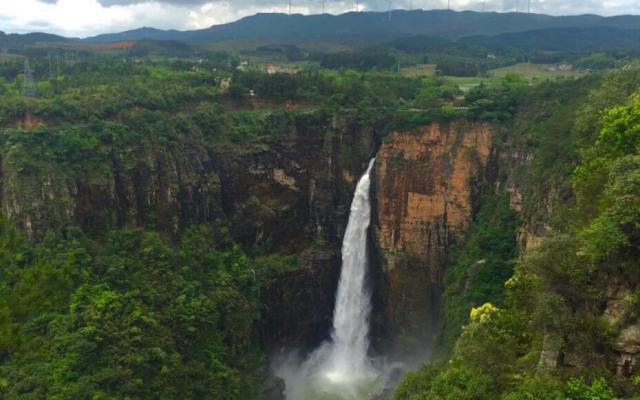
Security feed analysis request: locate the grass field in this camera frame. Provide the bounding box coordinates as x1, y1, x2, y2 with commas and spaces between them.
441, 63, 589, 91
489, 63, 587, 79
400, 64, 437, 78
445, 76, 493, 91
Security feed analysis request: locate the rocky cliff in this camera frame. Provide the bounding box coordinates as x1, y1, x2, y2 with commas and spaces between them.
0, 113, 531, 361
371, 121, 494, 352
0, 112, 378, 352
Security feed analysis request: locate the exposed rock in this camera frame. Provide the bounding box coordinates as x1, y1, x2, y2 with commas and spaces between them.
603, 286, 632, 325
614, 324, 640, 377
538, 333, 562, 371
506, 183, 523, 213
373, 121, 494, 350
616, 352, 638, 378
272, 168, 297, 190
463, 259, 487, 292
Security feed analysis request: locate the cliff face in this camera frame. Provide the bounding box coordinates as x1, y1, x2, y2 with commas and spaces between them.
372, 121, 494, 351
0, 114, 377, 352
0, 114, 508, 358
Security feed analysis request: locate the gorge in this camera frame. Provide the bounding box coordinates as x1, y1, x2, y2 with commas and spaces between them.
0, 57, 639, 399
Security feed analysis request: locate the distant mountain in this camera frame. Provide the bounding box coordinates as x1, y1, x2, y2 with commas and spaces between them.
83, 10, 640, 44
86, 27, 185, 43
461, 26, 640, 52
0, 31, 72, 47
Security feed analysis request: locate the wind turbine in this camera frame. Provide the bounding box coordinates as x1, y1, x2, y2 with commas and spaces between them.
356, 0, 359, 12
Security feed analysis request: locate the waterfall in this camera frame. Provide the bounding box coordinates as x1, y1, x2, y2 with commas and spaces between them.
323, 157, 376, 383
277, 158, 383, 400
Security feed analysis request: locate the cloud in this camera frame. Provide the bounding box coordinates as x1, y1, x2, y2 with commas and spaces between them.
4, 0, 636, 37
97, 0, 206, 5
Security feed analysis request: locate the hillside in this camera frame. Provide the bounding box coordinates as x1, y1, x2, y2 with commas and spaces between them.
462, 26, 640, 52
0, 31, 72, 47
83, 10, 640, 43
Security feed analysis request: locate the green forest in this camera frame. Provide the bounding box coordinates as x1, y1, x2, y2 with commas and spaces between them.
1, 8, 640, 400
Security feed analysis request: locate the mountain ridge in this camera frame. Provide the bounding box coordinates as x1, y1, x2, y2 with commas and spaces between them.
1, 10, 639, 50
22, 10, 640, 43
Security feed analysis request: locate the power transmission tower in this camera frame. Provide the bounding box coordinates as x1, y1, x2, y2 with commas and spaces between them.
23, 59, 35, 97
48, 53, 53, 81
356, 0, 359, 12
516, 0, 519, 12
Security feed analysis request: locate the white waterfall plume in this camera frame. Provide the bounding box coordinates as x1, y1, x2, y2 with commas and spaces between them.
323, 158, 376, 385
277, 159, 385, 400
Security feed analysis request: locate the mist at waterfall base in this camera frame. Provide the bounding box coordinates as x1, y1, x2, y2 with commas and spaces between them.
275, 159, 398, 400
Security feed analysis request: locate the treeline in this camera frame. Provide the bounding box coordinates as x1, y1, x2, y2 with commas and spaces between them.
318, 51, 397, 71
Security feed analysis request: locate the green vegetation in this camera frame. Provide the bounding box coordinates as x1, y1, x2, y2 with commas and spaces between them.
0, 34, 639, 398
439, 194, 519, 352
394, 70, 640, 399
490, 63, 587, 80
0, 223, 283, 399
0, 58, 468, 399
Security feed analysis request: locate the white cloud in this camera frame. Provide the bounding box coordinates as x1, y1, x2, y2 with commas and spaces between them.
0, 0, 197, 37
0, 0, 637, 37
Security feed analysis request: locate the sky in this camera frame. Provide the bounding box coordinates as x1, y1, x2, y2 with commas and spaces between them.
0, 0, 639, 38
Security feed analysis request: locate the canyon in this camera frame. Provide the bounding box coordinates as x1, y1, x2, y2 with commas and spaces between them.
0, 114, 498, 353
1, 112, 638, 393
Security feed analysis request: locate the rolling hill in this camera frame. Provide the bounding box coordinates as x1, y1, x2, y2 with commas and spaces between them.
83, 10, 640, 44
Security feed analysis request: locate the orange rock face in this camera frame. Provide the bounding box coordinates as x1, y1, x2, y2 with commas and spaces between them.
373, 121, 493, 347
